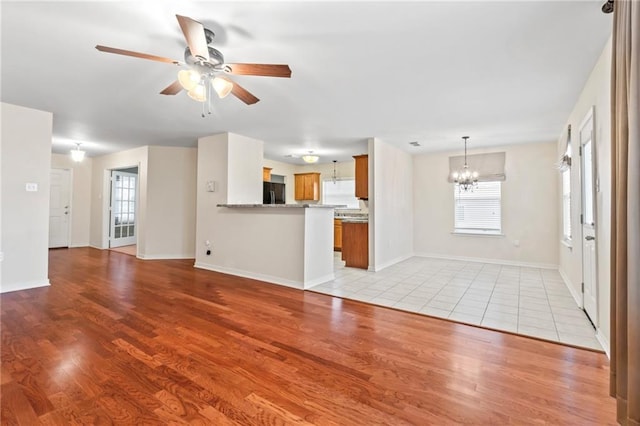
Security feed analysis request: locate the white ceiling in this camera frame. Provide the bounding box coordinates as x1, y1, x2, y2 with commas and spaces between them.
1, 1, 611, 164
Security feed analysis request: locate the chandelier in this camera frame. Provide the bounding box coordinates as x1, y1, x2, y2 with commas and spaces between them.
451, 136, 478, 192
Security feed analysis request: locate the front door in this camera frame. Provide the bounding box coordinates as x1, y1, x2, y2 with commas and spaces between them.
49, 168, 71, 248
580, 107, 597, 325
109, 170, 137, 248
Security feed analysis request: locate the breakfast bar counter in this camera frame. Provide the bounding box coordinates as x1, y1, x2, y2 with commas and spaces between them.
195, 204, 338, 290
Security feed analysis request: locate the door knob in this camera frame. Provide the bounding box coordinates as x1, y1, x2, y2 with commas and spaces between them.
585, 236, 595, 241
64, 211, 68, 215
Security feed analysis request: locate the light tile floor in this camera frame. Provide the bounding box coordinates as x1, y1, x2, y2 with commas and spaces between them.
309, 254, 602, 351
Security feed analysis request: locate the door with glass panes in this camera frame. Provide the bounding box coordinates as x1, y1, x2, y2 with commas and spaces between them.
110, 170, 137, 247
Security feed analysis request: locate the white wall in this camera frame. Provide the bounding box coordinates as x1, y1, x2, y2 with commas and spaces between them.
1, 103, 52, 292
143, 146, 197, 259
196, 133, 335, 287
228, 133, 263, 204
558, 37, 611, 351
51, 153, 92, 247
370, 138, 414, 271
89, 146, 148, 250
413, 141, 559, 268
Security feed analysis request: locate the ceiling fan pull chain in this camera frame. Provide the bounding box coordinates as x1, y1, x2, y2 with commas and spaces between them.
201, 95, 205, 118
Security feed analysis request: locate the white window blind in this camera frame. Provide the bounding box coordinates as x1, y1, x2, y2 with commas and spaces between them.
322, 178, 359, 208
562, 169, 571, 241
454, 181, 501, 233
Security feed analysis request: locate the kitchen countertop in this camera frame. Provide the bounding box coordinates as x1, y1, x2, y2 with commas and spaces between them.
341, 219, 369, 223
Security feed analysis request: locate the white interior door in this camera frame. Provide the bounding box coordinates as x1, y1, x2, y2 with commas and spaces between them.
580, 107, 598, 325
110, 170, 137, 248
49, 168, 71, 248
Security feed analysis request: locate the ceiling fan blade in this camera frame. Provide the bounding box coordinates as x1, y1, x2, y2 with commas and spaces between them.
176, 15, 209, 61
224, 63, 292, 78
95, 45, 180, 65
160, 80, 183, 95
223, 77, 259, 105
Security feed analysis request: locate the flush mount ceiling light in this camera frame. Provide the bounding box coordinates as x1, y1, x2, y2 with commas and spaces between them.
302, 151, 319, 164
70, 143, 85, 162
451, 136, 478, 192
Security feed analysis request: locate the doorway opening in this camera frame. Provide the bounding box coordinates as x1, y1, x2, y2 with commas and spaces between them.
49, 168, 72, 248
579, 106, 598, 327
108, 167, 138, 255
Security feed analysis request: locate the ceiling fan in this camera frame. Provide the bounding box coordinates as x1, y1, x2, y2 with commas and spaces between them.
96, 14, 291, 110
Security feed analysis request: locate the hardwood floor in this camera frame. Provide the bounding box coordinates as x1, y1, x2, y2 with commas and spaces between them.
1, 248, 615, 424
109, 244, 136, 256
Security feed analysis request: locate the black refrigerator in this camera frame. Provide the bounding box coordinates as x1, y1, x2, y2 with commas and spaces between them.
263, 182, 286, 204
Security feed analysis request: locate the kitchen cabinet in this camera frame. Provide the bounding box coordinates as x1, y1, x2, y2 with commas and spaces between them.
294, 172, 320, 201
334, 219, 343, 251
262, 167, 272, 182
353, 154, 368, 199
341, 221, 368, 269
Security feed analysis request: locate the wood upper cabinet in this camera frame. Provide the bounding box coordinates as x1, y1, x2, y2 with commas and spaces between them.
294, 172, 320, 201
353, 154, 368, 199
262, 167, 272, 182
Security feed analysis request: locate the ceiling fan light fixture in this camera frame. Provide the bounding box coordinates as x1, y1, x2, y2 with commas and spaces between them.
211, 76, 233, 98
187, 84, 207, 102
70, 143, 85, 162
178, 69, 201, 91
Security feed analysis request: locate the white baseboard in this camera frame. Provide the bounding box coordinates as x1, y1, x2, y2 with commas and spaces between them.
138, 254, 195, 260
596, 329, 610, 359
413, 252, 558, 270
89, 244, 106, 250
194, 262, 304, 290
559, 268, 582, 307
69, 243, 90, 248
368, 253, 414, 272
304, 273, 336, 288
1, 279, 50, 294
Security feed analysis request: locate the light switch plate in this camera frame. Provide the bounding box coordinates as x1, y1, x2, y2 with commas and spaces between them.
26, 183, 38, 192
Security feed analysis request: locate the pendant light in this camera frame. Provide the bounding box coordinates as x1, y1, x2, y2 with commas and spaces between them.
451, 136, 478, 191
332, 160, 338, 184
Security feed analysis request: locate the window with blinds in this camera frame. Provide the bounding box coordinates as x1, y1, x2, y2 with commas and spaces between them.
322, 178, 360, 208
562, 169, 572, 241
454, 181, 501, 234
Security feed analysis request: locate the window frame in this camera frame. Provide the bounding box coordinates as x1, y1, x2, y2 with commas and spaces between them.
452, 181, 503, 236
561, 168, 572, 244
321, 177, 360, 209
